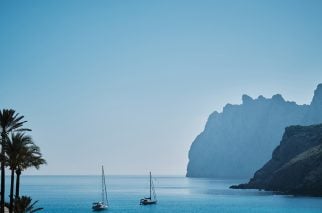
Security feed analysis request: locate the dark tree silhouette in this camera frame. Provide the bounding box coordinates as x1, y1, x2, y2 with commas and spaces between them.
14, 196, 43, 213
6, 133, 46, 213
15, 144, 46, 198
0, 109, 30, 213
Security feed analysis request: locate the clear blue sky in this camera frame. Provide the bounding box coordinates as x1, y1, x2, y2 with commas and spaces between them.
1, 0, 322, 175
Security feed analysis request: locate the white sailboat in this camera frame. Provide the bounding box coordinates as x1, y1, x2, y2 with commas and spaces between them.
92, 166, 108, 211
140, 172, 157, 205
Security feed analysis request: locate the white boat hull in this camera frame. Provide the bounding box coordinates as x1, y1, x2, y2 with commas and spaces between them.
92, 202, 108, 211
140, 198, 157, 205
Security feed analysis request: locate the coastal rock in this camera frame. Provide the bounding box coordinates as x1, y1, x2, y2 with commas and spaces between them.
231, 124, 322, 196
187, 84, 322, 178
242, 94, 253, 104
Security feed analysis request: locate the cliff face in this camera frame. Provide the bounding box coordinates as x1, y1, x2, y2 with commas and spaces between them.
187, 84, 322, 178
231, 124, 322, 196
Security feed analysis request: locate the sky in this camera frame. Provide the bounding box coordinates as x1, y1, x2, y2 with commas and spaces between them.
0, 0, 322, 175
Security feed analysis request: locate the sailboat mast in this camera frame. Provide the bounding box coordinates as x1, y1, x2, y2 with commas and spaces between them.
149, 171, 152, 199
101, 166, 108, 205
101, 166, 104, 202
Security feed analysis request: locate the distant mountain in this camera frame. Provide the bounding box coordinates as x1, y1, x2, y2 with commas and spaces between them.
187, 84, 322, 178
231, 124, 322, 196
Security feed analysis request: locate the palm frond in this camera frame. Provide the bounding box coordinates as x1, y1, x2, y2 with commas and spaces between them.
14, 196, 43, 213
5, 133, 45, 171
0, 109, 30, 134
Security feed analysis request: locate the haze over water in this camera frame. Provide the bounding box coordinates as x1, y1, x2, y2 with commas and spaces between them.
16, 176, 322, 213
1, 0, 322, 176
1, 1, 322, 212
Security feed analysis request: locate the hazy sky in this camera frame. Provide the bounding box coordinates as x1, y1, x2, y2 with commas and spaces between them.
1, 0, 322, 175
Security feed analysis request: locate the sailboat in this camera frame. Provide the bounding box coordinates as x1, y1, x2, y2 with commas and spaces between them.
140, 172, 157, 205
92, 166, 108, 211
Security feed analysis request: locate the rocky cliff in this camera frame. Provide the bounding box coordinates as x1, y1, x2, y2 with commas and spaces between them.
187, 84, 322, 178
231, 124, 322, 196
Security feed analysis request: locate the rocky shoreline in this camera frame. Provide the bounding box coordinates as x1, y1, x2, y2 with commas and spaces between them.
230, 124, 322, 196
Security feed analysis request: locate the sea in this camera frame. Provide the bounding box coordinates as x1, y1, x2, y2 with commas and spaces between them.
10, 175, 322, 213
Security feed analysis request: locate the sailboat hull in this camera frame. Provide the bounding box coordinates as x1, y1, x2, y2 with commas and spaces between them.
140, 198, 157, 205
92, 202, 108, 211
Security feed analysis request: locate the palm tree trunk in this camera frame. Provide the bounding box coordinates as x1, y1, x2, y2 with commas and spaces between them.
15, 169, 21, 198
9, 169, 14, 213
1, 133, 6, 213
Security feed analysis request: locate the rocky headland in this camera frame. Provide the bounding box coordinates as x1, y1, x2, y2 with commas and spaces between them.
231, 123, 322, 196
187, 84, 322, 178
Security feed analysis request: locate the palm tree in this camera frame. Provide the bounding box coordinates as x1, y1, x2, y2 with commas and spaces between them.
0, 109, 30, 213
5, 133, 38, 213
14, 196, 43, 213
15, 144, 46, 199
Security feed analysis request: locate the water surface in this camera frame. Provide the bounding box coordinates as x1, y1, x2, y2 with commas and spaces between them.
14, 176, 322, 212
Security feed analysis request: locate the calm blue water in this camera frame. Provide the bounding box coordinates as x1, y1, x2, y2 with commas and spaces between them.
7, 176, 322, 212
